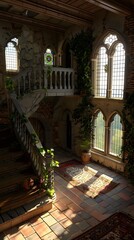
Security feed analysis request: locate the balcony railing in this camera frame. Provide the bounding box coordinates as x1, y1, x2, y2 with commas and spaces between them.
13, 66, 75, 97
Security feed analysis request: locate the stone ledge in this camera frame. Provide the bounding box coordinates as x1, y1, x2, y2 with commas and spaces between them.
91, 151, 125, 173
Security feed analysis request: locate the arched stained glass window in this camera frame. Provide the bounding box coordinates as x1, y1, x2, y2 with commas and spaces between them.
44, 48, 53, 65
96, 47, 108, 97
5, 38, 18, 72
94, 111, 105, 151
109, 114, 123, 157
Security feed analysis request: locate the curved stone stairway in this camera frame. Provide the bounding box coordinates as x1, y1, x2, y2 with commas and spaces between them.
0, 122, 52, 233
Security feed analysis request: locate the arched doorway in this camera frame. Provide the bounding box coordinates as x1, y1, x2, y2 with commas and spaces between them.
62, 41, 71, 68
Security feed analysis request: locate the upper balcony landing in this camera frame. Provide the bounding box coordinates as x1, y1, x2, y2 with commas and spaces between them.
13, 66, 75, 97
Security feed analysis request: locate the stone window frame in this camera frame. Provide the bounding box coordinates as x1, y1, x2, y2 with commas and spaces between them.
92, 31, 126, 100
5, 37, 19, 72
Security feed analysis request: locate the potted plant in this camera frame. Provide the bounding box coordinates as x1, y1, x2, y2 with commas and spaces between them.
73, 96, 93, 164
80, 138, 91, 164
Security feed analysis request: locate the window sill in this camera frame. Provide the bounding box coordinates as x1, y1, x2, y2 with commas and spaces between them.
91, 150, 125, 172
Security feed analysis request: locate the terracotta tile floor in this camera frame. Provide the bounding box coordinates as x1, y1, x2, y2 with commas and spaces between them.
1, 149, 134, 240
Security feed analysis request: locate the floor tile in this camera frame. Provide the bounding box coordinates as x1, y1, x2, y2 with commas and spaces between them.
33, 222, 51, 237
2, 149, 134, 240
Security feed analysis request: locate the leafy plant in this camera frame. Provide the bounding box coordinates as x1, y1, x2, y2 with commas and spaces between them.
5, 77, 14, 92
46, 65, 52, 78
122, 92, 134, 182
41, 148, 59, 198
69, 29, 94, 151
73, 95, 94, 151
69, 29, 93, 94
21, 114, 28, 123
31, 133, 39, 144
80, 139, 91, 153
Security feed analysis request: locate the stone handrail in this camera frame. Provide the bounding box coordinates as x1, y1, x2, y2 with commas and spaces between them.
13, 66, 74, 97
10, 93, 46, 177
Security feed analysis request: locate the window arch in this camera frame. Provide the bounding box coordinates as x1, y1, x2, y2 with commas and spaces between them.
109, 113, 123, 157
94, 111, 105, 151
5, 37, 19, 72
94, 33, 125, 99
44, 48, 53, 66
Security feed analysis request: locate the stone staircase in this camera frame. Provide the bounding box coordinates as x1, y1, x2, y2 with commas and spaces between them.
0, 120, 52, 233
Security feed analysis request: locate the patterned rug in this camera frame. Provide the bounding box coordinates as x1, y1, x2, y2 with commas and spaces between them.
72, 212, 134, 239
56, 160, 119, 198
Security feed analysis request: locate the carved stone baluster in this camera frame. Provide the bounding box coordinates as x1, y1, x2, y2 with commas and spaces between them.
50, 72, 53, 89
55, 69, 57, 89
59, 71, 62, 89
44, 68, 47, 89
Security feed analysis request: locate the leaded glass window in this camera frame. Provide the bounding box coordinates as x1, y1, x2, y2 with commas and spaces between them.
111, 43, 125, 98
109, 114, 123, 157
94, 33, 125, 99
5, 38, 18, 72
104, 34, 117, 47
94, 111, 105, 151
96, 47, 108, 97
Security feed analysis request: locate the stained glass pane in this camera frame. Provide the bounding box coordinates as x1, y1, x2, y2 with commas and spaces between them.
44, 48, 53, 65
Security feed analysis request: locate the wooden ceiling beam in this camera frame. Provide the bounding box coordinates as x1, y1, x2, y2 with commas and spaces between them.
85, 0, 131, 16
1, 0, 92, 26
39, 0, 93, 20
0, 10, 65, 32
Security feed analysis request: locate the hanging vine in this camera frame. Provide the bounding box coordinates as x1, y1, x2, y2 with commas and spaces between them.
122, 92, 134, 182
69, 29, 94, 150
69, 29, 93, 94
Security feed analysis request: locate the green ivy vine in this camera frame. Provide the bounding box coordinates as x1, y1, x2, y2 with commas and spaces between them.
5, 77, 14, 92
40, 148, 59, 198
69, 29, 93, 94
69, 29, 94, 149
122, 92, 134, 182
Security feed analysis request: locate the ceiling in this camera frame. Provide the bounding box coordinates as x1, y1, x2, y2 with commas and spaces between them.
0, 0, 133, 32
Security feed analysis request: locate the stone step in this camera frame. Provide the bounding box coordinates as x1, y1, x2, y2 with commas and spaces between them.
0, 124, 12, 137
0, 192, 52, 233
0, 169, 36, 195
0, 186, 46, 213
0, 160, 31, 175
0, 150, 24, 162
0, 118, 52, 233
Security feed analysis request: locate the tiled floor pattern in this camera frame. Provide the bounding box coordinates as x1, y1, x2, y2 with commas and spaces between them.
1, 150, 134, 240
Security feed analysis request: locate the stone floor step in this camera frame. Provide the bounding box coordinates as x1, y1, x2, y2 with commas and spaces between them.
0, 150, 24, 162
0, 160, 31, 175
0, 193, 52, 233
0, 170, 36, 195
0, 186, 47, 213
